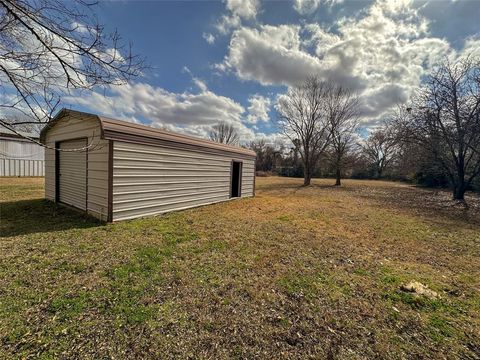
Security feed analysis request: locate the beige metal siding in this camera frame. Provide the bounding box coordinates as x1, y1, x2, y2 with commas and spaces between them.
59, 139, 87, 210
112, 141, 255, 221
241, 160, 255, 197
43, 114, 109, 221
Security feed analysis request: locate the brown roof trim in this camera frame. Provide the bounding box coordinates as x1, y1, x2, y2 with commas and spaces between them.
99, 116, 256, 157
41, 109, 256, 158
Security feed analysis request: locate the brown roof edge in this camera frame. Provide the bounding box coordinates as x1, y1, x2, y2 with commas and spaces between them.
41, 109, 256, 157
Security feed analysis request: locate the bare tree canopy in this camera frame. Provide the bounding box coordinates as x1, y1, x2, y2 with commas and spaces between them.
398, 55, 480, 200
0, 0, 144, 137
277, 75, 332, 186
209, 122, 240, 145
249, 139, 285, 173
326, 85, 360, 186
361, 122, 398, 179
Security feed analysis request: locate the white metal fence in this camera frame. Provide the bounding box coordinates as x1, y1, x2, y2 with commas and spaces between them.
1, 133, 45, 177
0, 159, 45, 176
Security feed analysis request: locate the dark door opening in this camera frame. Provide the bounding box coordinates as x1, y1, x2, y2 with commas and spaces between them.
231, 161, 242, 198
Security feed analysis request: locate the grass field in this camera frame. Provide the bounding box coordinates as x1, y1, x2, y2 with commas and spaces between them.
1, 177, 479, 359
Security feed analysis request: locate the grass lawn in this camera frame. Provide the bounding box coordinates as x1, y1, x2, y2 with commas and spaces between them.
1, 176, 479, 359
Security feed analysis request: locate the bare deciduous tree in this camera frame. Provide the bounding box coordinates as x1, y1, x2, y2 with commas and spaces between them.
209, 122, 240, 145
361, 123, 398, 179
399, 55, 480, 200
0, 0, 144, 142
249, 139, 286, 173
326, 86, 360, 186
277, 76, 332, 185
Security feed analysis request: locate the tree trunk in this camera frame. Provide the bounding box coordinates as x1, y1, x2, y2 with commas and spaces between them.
304, 163, 311, 186
453, 182, 466, 200
453, 168, 466, 200
377, 167, 382, 179
335, 166, 341, 186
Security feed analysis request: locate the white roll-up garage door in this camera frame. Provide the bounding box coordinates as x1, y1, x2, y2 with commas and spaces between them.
59, 138, 87, 211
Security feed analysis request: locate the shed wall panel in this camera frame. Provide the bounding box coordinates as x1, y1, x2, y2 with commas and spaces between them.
112, 141, 255, 221
58, 139, 87, 211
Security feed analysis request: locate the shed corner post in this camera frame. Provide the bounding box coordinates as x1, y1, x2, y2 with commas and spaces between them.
107, 140, 114, 222
54, 141, 60, 203
253, 157, 256, 196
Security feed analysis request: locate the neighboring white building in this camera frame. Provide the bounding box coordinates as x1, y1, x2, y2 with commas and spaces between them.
0, 128, 45, 177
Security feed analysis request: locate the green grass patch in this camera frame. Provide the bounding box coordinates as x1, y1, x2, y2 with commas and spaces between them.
428, 314, 456, 343
379, 266, 406, 286
277, 214, 293, 222
103, 219, 197, 324
353, 267, 368, 276
384, 291, 444, 311
278, 268, 350, 299
48, 291, 91, 321
109, 246, 164, 282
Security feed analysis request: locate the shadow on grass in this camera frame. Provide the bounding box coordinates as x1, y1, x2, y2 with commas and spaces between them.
258, 182, 339, 193
341, 185, 480, 227
1, 199, 103, 237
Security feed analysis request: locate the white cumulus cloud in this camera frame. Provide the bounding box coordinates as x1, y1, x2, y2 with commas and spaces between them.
202, 32, 215, 45
293, 0, 321, 15
293, 0, 344, 15
218, 24, 324, 86
246, 94, 271, 123
217, 0, 462, 125
64, 83, 258, 142
215, 0, 260, 35
226, 0, 259, 20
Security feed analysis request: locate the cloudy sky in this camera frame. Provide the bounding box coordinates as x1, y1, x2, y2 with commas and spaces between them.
65, 0, 480, 143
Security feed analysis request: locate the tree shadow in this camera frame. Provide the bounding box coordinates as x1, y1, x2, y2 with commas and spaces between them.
341, 185, 480, 227
257, 183, 304, 191
1, 199, 103, 237
257, 180, 349, 198
311, 183, 339, 189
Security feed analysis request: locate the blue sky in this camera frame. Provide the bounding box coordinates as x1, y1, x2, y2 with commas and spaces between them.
65, 0, 480, 143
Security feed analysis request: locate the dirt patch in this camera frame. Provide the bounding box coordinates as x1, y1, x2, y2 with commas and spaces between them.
401, 281, 439, 299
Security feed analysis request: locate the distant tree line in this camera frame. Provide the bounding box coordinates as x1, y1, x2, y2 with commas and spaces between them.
243, 55, 480, 200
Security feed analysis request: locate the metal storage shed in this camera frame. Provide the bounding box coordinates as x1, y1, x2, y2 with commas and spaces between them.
40, 109, 256, 222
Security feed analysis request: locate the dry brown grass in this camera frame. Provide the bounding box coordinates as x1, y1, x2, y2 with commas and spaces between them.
1, 177, 479, 359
